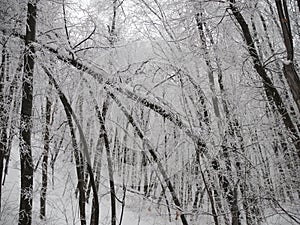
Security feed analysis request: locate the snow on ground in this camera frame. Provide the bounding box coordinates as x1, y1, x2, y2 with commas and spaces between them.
1, 146, 299, 225
0, 146, 176, 225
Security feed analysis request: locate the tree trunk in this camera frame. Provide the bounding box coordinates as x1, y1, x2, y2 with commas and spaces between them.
0, 37, 8, 212
101, 114, 117, 225
63, 95, 87, 225
283, 63, 300, 112
40, 84, 52, 219
47, 74, 86, 225
229, 0, 300, 158
108, 91, 189, 225
19, 1, 37, 224
195, 8, 243, 224
275, 0, 300, 112
42, 66, 99, 225
87, 98, 109, 225
88, 90, 116, 225
90, 134, 104, 225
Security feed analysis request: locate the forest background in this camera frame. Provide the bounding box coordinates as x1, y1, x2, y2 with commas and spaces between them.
0, 0, 300, 225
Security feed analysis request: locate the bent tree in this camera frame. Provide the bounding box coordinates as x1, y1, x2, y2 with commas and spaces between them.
42, 66, 99, 225
1, 0, 300, 225
19, 1, 37, 225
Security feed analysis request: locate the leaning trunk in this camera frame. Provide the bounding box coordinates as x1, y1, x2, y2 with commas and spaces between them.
43, 66, 99, 225
275, 0, 300, 112
229, 0, 300, 157
0, 37, 8, 212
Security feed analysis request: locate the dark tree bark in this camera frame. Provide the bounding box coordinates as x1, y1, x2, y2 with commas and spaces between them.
19, 1, 37, 224
47, 72, 86, 225
108, 91, 189, 225
95, 100, 117, 225
229, 0, 300, 158
0, 37, 8, 212
42, 66, 99, 225
90, 132, 104, 225
195, 11, 242, 225
199, 161, 219, 225
66, 108, 87, 225
275, 0, 300, 112
87, 87, 116, 225
66, 105, 87, 225
40, 84, 52, 219
87, 97, 109, 225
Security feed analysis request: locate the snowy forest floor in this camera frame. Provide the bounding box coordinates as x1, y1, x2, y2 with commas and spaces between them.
0, 146, 299, 225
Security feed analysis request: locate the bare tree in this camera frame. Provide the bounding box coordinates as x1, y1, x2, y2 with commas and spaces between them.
19, 1, 37, 224
40, 81, 52, 219
274, 0, 300, 112
228, 0, 300, 157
